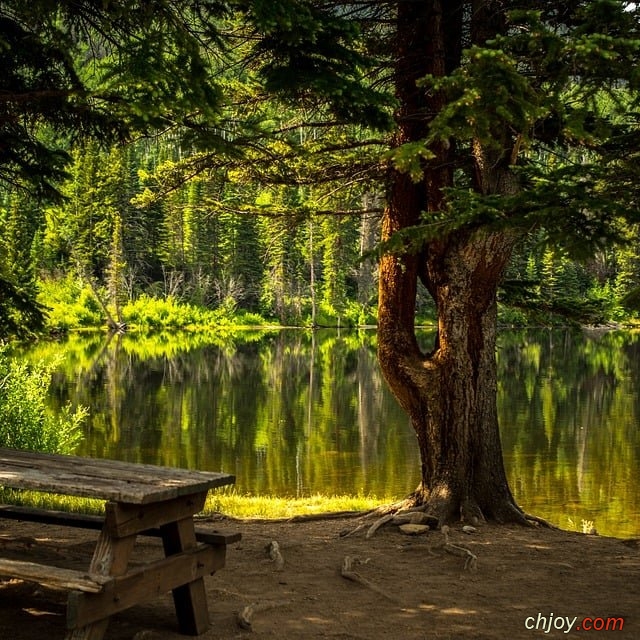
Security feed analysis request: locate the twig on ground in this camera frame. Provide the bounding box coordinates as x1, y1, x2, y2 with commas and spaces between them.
340, 555, 400, 603
237, 600, 291, 631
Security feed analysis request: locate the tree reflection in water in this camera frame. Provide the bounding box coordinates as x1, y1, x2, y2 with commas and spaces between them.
23, 328, 640, 538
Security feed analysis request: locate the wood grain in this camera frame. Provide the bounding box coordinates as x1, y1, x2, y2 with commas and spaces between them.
0, 447, 234, 504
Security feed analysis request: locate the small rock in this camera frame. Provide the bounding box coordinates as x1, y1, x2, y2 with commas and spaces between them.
462, 525, 477, 534
399, 524, 430, 535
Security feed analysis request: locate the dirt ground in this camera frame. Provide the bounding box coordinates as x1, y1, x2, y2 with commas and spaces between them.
0, 514, 639, 640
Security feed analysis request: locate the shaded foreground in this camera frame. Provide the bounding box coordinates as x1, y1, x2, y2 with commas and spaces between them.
0, 516, 638, 639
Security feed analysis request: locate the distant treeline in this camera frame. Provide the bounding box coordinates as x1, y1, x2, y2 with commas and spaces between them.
1, 136, 639, 334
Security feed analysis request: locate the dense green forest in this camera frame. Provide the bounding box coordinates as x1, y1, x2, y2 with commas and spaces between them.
1, 136, 382, 333
2, 131, 640, 335
2, 3, 640, 339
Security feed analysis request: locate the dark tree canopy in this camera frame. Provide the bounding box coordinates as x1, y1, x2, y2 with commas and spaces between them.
0, 0, 229, 199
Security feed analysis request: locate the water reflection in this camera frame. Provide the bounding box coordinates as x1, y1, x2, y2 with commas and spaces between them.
498, 329, 640, 538
27, 328, 640, 538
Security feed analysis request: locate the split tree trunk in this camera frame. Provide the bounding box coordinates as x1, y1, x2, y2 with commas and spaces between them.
376, 0, 527, 525
378, 228, 524, 525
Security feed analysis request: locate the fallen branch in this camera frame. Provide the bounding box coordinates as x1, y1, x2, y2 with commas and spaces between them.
222, 511, 369, 525
287, 511, 368, 522
340, 499, 421, 537
237, 600, 291, 631
340, 556, 399, 603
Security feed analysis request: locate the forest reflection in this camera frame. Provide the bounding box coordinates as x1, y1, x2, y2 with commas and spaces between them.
28, 328, 640, 538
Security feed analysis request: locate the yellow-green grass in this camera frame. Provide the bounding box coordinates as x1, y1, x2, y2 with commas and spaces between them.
0, 488, 391, 520
0, 488, 105, 515
205, 491, 391, 519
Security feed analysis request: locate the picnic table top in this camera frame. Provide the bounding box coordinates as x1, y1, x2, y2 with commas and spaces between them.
0, 447, 235, 505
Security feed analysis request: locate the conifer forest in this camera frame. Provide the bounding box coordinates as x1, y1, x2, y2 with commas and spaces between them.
1, 2, 640, 339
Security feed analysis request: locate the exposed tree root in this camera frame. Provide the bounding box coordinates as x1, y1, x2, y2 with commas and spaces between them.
429, 526, 478, 570
365, 513, 395, 539
366, 510, 438, 539
392, 510, 439, 527
339, 493, 555, 538
368, 497, 418, 517
340, 556, 400, 603
340, 501, 436, 538
340, 522, 369, 538
524, 513, 558, 529
487, 502, 557, 529
343, 523, 478, 571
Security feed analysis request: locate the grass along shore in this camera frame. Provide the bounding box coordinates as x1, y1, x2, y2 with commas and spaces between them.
0, 488, 391, 521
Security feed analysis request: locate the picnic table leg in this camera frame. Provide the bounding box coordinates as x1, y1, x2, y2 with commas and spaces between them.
65, 530, 136, 640
160, 517, 211, 635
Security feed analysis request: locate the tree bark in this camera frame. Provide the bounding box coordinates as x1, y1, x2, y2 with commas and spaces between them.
379, 230, 525, 524
377, 0, 526, 525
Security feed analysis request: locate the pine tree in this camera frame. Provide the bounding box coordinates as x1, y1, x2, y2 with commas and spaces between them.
0, 1, 231, 334
252, 1, 640, 523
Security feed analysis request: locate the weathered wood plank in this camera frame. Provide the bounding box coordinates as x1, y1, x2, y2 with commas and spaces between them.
67, 544, 224, 630
192, 529, 242, 546
104, 492, 207, 537
64, 525, 137, 640
0, 448, 234, 504
0, 504, 105, 528
0, 504, 242, 546
0, 558, 110, 593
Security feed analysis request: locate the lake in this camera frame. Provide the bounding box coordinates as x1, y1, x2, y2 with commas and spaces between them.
22, 327, 640, 538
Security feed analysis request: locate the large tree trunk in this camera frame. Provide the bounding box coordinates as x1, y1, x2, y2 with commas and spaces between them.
376, 0, 527, 525
378, 228, 524, 525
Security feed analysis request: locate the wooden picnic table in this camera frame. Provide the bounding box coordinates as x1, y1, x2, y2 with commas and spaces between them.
0, 447, 237, 640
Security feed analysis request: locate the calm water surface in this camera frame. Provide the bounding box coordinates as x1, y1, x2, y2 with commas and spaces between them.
27, 328, 640, 538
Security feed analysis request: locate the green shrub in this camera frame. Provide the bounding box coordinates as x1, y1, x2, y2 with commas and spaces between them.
0, 347, 86, 454
497, 304, 530, 328
235, 310, 272, 326
38, 276, 103, 331
310, 301, 378, 328
122, 295, 207, 329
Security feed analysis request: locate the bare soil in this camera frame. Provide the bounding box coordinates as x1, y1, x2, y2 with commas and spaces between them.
0, 515, 639, 639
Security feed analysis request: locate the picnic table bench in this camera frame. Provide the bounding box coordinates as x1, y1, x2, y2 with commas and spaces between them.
0, 447, 239, 640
